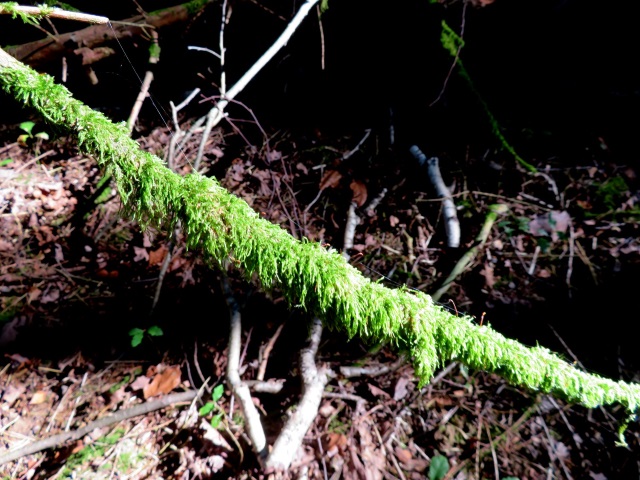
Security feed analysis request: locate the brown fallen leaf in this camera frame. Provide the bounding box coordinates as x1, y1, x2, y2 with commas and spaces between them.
149, 245, 169, 267
395, 446, 412, 464
367, 383, 391, 399
143, 365, 182, 399
30, 390, 48, 405
319, 169, 342, 191
350, 180, 368, 207
393, 377, 411, 401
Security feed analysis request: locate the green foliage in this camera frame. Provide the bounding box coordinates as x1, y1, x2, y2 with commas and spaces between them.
0, 158, 12, 167
199, 384, 225, 428
1, 49, 640, 428
60, 428, 125, 476
428, 454, 450, 480
596, 176, 628, 211
128, 326, 163, 347
17, 120, 49, 146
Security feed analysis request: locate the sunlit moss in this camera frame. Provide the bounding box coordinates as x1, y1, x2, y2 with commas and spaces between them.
1, 49, 639, 422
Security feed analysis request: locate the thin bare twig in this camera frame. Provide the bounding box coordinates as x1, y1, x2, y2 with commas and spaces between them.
194, 0, 319, 169
257, 321, 286, 381
0, 390, 200, 466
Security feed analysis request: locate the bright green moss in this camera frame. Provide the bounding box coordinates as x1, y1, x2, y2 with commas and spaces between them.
1, 49, 639, 423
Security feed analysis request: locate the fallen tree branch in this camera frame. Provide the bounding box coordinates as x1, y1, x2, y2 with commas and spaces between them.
0, 3, 108, 24
410, 145, 460, 248
222, 278, 268, 461
0, 390, 199, 466
1, 47, 639, 431
266, 317, 332, 470
5, 0, 212, 69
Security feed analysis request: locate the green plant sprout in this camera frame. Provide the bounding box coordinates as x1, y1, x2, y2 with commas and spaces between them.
128, 325, 163, 347
1, 37, 639, 443
428, 453, 450, 480
17, 120, 49, 151
199, 384, 225, 429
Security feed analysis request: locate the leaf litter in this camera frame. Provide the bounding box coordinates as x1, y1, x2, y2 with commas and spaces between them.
0, 120, 638, 479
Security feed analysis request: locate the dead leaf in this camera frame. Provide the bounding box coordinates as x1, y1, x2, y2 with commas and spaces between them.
479, 262, 496, 289
28, 287, 42, 303
367, 383, 391, 399
148, 245, 168, 267
389, 215, 400, 227
131, 375, 151, 392
537, 269, 551, 278
296, 162, 308, 175
350, 180, 368, 207
54, 243, 64, 262
252, 169, 275, 197
393, 377, 411, 401
30, 390, 48, 405
319, 401, 336, 417
74, 46, 115, 65
143, 365, 182, 399
265, 149, 282, 162
319, 169, 342, 191
2, 384, 26, 404
395, 446, 412, 463
324, 432, 348, 456
40, 287, 60, 304
528, 211, 571, 242
200, 419, 233, 451
133, 246, 149, 262
210, 146, 225, 159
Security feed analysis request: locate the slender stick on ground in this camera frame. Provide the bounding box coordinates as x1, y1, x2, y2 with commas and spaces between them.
432, 203, 508, 302
0, 390, 200, 466
410, 145, 461, 248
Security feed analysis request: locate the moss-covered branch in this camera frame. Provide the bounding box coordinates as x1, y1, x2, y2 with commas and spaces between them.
1, 48, 639, 417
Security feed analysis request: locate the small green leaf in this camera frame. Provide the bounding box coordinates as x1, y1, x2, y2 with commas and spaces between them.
428, 454, 450, 480
35, 131, 49, 140
130, 334, 143, 347
129, 328, 145, 347
199, 402, 215, 416
0, 158, 12, 167
212, 384, 224, 402
19, 121, 35, 135
147, 325, 163, 336
210, 413, 223, 429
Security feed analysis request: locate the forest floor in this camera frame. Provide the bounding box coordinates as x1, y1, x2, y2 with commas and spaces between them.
1, 112, 640, 480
